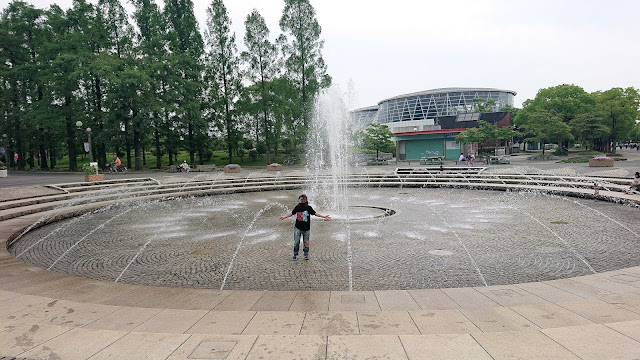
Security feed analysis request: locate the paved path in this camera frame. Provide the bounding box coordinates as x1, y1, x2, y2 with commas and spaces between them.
1, 154, 640, 359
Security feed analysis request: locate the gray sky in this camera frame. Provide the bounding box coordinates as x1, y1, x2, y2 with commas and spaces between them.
6, 0, 640, 109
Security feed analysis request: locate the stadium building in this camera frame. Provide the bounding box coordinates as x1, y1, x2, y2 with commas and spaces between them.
351, 87, 516, 160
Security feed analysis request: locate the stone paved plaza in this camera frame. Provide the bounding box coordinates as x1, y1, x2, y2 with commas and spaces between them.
1, 150, 640, 359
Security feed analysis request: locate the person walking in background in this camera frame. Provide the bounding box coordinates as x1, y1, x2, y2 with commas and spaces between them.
279, 194, 331, 260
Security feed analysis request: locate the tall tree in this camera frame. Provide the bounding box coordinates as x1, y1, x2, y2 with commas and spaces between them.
593, 87, 640, 153
204, 0, 241, 164
131, 0, 171, 169
164, 0, 204, 165
515, 84, 592, 150
0, 1, 47, 170
279, 0, 331, 139
520, 109, 572, 155
44, 1, 96, 171
570, 111, 611, 151
362, 123, 395, 158
242, 8, 280, 163
269, 77, 299, 159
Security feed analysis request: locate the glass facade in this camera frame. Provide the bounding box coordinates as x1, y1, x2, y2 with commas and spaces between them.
350, 106, 379, 129
375, 88, 515, 124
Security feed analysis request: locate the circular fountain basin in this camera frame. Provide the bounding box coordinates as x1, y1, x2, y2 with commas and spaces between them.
9, 188, 640, 291
328, 206, 395, 221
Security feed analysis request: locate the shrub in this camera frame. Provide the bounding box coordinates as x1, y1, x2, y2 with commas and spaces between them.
552, 148, 568, 156
82, 164, 98, 175
201, 148, 214, 162
248, 148, 258, 161
559, 158, 590, 163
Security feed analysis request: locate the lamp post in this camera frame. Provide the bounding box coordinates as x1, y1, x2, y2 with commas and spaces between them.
75, 121, 92, 163
2, 134, 8, 168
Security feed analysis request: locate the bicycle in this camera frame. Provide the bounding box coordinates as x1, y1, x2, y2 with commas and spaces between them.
105, 163, 127, 174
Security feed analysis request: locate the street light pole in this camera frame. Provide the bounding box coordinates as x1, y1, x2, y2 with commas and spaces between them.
75, 121, 92, 163
86, 127, 92, 163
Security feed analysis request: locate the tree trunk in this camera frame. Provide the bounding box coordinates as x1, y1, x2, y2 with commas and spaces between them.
65, 96, 77, 171
49, 134, 56, 168
94, 75, 107, 169
155, 129, 161, 169
126, 145, 131, 168
227, 127, 233, 164
98, 126, 106, 170
14, 126, 25, 171
132, 108, 142, 171
188, 121, 194, 165
134, 130, 142, 170
38, 127, 48, 170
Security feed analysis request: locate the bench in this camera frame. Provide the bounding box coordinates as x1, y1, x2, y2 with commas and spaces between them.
367, 158, 388, 166
488, 156, 510, 165
420, 156, 443, 165
192, 164, 217, 172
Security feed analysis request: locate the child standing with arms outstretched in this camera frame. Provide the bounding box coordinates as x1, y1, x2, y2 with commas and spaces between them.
279, 194, 331, 260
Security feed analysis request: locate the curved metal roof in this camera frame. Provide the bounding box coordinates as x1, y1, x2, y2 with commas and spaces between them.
378, 87, 517, 104
349, 105, 379, 113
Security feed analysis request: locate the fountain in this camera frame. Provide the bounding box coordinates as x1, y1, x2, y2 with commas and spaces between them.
306, 86, 353, 214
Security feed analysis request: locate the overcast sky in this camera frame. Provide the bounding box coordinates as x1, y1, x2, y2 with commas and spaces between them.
3, 0, 639, 109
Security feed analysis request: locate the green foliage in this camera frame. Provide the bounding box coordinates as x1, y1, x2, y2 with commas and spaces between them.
256, 141, 267, 156
560, 156, 626, 163
279, 0, 331, 127
361, 123, 395, 157
200, 147, 214, 162
82, 164, 98, 175
515, 84, 639, 154
593, 87, 640, 152
518, 109, 573, 154
204, 0, 242, 165
248, 148, 258, 161
241, 9, 280, 163
559, 157, 590, 163
472, 98, 496, 112
552, 148, 568, 156
454, 121, 516, 152
0, 0, 335, 171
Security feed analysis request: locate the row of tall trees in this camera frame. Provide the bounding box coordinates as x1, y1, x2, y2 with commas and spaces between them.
0, 0, 331, 170
515, 85, 640, 153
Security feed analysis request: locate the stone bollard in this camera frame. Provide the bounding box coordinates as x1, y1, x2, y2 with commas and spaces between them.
589, 156, 613, 167
223, 164, 242, 173
267, 163, 282, 171
84, 174, 104, 182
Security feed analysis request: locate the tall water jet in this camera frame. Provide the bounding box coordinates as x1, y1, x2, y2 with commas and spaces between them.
306, 86, 354, 215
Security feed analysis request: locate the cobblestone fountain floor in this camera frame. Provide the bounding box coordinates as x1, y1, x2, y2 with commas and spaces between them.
10, 188, 640, 291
